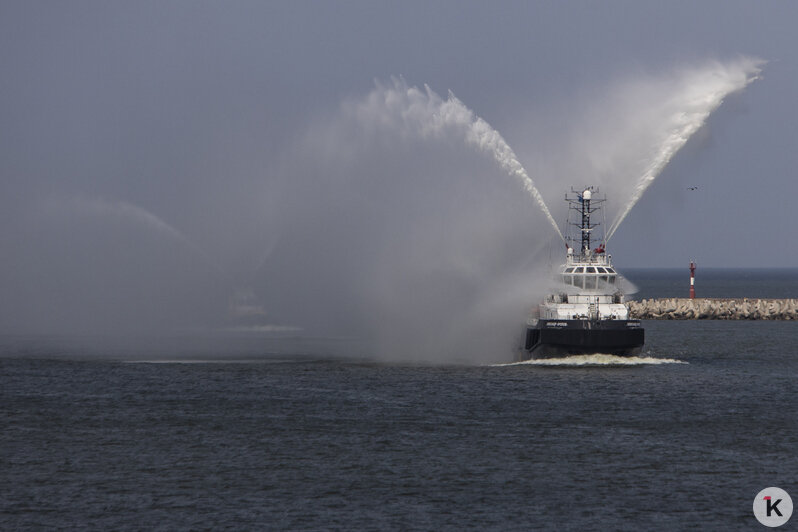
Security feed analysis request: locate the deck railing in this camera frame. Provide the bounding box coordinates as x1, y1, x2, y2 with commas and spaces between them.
565, 252, 611, 266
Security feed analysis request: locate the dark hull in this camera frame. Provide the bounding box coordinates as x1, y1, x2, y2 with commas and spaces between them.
522, 319, 644, 360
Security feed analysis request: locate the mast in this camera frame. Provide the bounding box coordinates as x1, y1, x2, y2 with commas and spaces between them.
581, 189, 592, 253
566, 186, 605, 258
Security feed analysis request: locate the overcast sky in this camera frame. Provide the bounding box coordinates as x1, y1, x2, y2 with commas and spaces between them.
1, 2, 796, 341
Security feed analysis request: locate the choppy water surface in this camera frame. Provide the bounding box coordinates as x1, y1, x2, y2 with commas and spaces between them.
2, 272, 798, 530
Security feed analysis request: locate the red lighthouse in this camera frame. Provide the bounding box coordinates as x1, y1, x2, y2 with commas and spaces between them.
689, 261, 696, 299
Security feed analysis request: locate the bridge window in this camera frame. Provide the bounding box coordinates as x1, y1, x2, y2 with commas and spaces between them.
586, 267, 596, 273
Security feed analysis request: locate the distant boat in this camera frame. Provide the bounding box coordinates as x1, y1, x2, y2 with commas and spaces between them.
519, 187, 644, 360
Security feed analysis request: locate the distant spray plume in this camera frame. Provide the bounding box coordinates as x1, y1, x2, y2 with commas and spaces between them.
50, 196, 189, 242
605, 57, 763, 240
259, 79, 561, 363
42, 196, 223, 276
350, 78, 564, 241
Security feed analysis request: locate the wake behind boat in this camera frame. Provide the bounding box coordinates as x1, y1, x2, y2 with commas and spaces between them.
520, 187, 644, 360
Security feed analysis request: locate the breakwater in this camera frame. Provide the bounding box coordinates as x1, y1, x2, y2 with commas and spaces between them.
627, 298, 798, 320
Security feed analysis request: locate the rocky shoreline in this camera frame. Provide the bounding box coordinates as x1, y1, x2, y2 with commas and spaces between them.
627, 298, 798, 320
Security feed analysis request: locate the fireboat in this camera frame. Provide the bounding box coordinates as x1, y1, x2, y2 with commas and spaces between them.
520, 187, 644, 359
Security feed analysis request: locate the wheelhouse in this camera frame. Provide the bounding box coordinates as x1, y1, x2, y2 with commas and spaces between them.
560, 265, 618, 290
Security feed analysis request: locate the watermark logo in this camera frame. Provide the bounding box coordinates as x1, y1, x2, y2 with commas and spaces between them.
754, 487, 793, 527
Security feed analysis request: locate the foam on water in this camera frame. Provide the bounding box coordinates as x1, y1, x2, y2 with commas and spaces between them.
218, 325, 303, 333
125, 359, 299, 364
494, 354, 687, 366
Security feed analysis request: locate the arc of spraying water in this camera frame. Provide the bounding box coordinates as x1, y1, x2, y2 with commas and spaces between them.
465, 112, 565, 242
606, 59, 763, 241
355, 79, 565, 242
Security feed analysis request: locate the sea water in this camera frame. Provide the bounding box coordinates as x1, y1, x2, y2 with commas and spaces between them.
2, 269, 797, 530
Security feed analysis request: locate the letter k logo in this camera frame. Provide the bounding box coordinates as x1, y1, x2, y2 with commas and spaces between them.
754, 488, 792, 527
765, 496, 783, 517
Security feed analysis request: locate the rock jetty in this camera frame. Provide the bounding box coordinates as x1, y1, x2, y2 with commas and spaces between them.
627, 298, 798, 320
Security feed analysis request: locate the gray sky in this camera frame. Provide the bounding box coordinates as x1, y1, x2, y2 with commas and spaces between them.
1, 2, 796, 343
